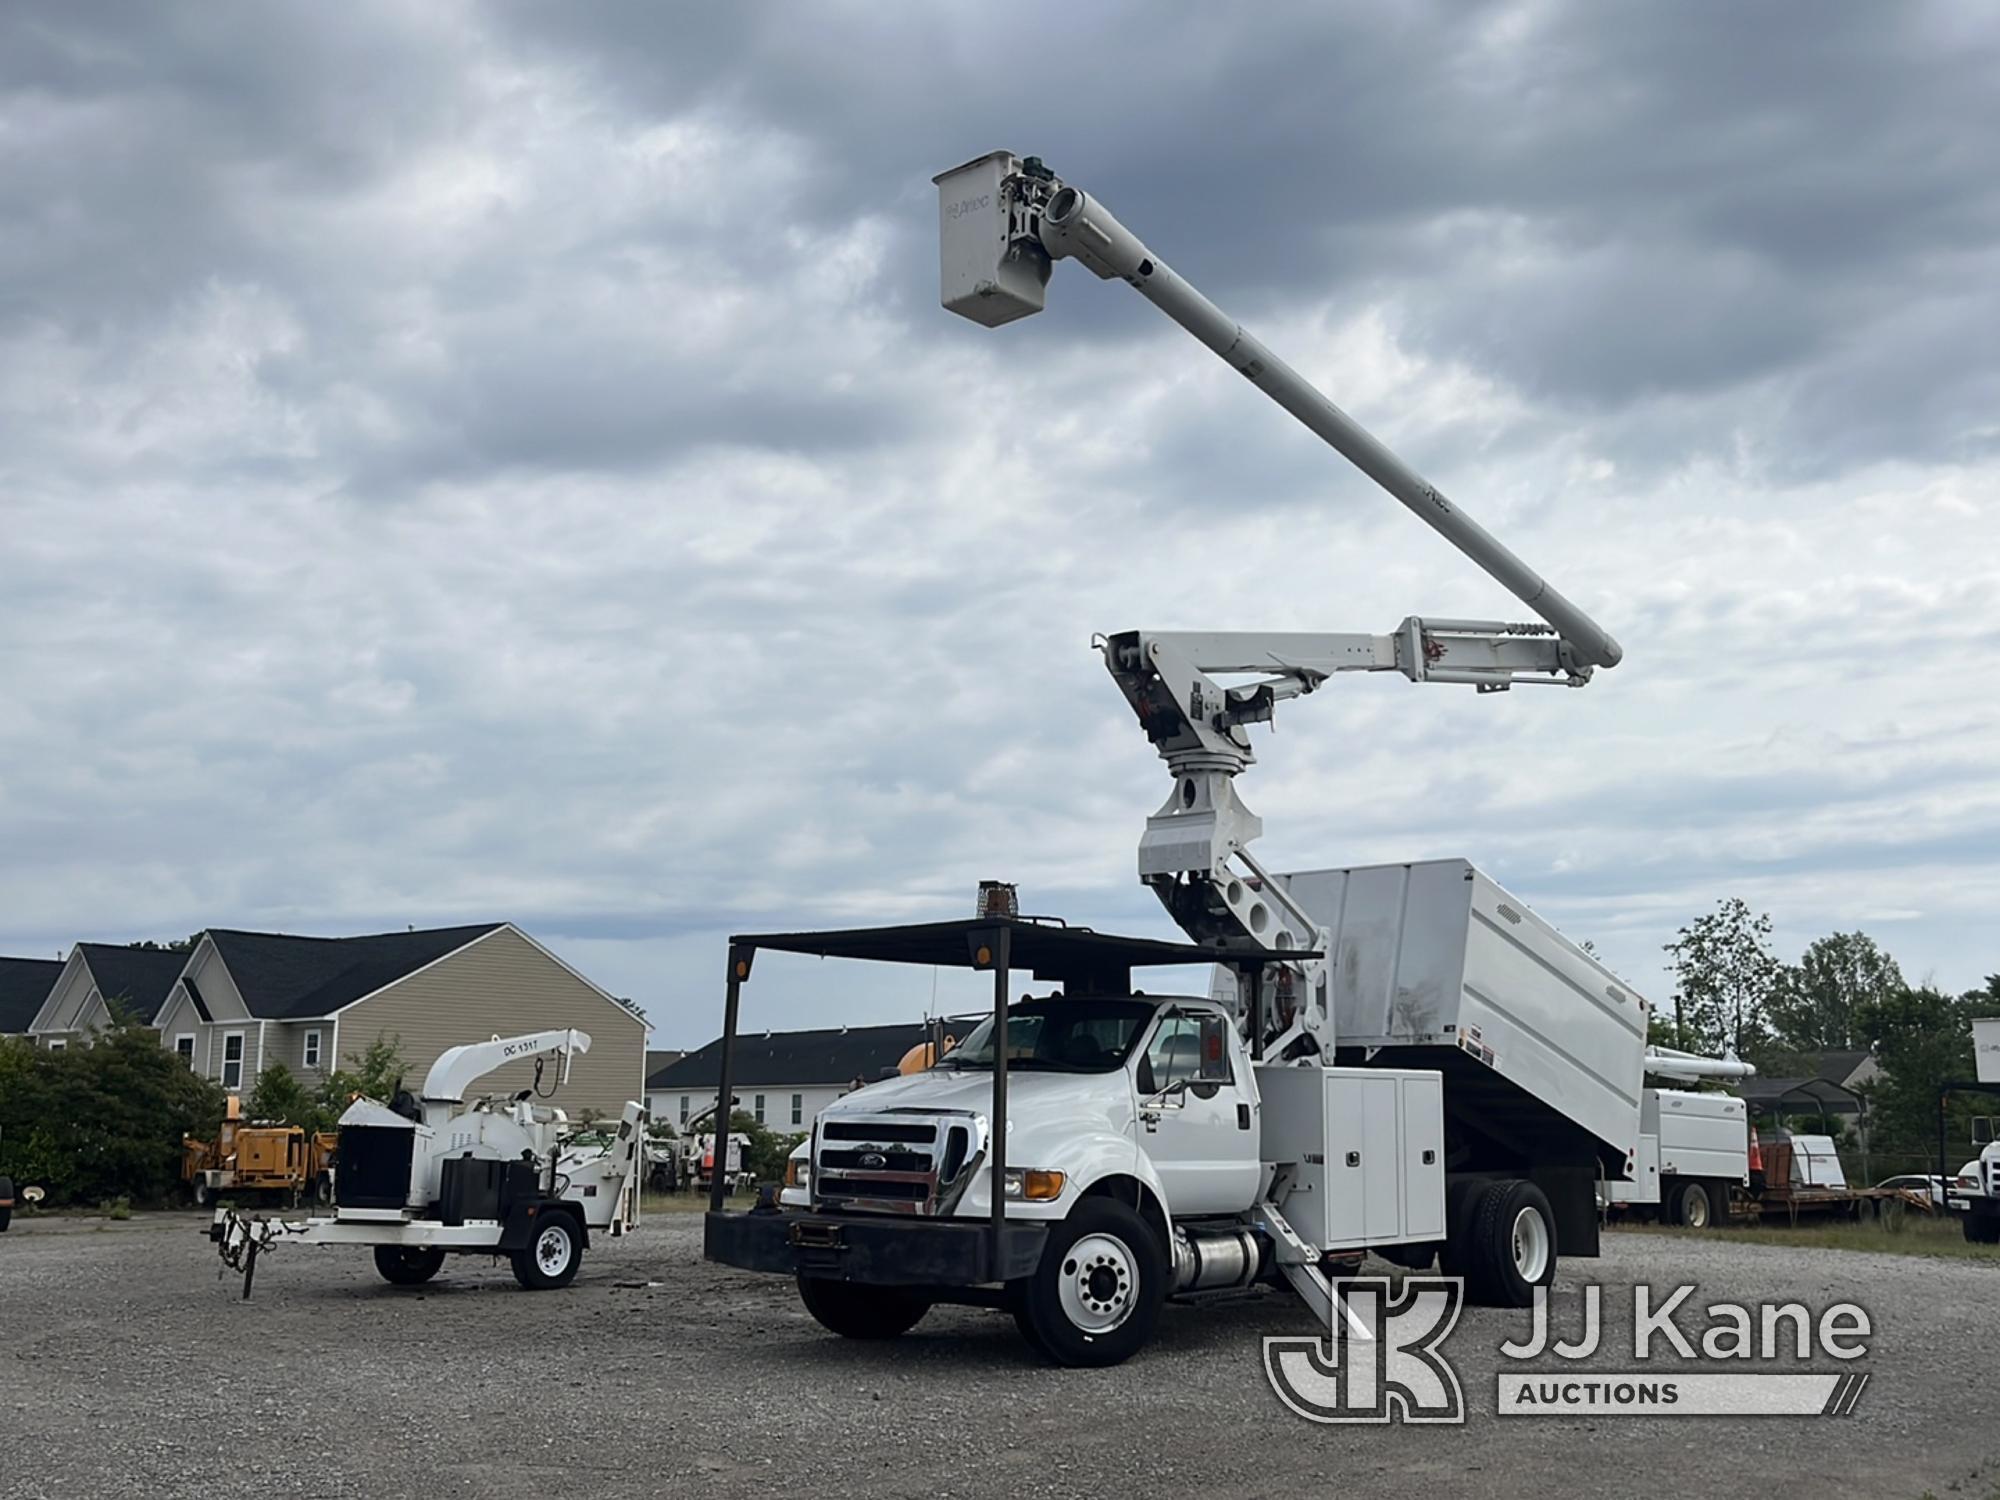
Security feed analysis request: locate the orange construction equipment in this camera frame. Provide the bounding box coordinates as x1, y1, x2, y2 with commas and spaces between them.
182, 1096, 338, 1208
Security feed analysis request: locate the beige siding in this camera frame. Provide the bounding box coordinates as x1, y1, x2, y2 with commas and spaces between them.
338, 928, 645, 1119
257, 1019, 331, 1082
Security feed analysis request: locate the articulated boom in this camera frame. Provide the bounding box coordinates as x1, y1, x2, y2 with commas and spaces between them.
938, 152, 1623, 1057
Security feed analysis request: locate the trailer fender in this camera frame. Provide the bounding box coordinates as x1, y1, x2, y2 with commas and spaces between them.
498, 1198, 588, 1253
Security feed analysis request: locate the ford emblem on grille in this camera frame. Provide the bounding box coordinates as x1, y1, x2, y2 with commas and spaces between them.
859, 1151, 887, 1169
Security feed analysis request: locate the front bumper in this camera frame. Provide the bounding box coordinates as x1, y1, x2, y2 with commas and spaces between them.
705, 1210, 1047, 1287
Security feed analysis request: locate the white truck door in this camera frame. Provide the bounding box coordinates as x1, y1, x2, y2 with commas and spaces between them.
1136, 1008, 1259, 1215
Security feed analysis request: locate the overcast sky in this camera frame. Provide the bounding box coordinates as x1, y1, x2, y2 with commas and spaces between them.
3, 3, 1996, 1048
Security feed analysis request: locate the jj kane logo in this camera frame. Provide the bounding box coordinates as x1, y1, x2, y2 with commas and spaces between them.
1266, 1280, 1872, 1424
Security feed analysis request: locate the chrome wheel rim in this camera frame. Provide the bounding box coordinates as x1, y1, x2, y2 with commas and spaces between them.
1058, 1232, 1138, 1333
535, 1225, 572, 1276
1684, 1188, 1710, 1228
1511, 1206, 1550, 1282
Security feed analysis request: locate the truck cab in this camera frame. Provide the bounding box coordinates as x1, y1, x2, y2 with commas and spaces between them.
797, 994, 1258, 1229
1952, 1131, 2000, 1244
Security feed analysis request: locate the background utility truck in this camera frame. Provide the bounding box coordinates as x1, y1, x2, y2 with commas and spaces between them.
708, 154, 1672, 1365
212, 1029, 645, 1296
1942, 1017, 2000, 1243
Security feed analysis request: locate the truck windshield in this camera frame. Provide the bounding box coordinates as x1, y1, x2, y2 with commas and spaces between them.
942, 998, 1157, 1074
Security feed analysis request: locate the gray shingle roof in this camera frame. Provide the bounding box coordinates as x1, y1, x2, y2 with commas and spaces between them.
0, 956, 62, 1033
650, 1022, 952, 1090
206, 924, 506, 1020
75, 945, 190, 1025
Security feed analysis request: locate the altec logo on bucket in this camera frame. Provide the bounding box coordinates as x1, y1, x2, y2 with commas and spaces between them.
1265, 1280, 1872, 1424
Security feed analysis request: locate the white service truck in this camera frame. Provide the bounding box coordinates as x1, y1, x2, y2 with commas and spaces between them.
706, 153, 1674, 1365
211, 1028, 647, 1296
1945, 1017, 2000, 1243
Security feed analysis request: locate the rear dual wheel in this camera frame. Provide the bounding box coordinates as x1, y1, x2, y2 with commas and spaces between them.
1441, 1179, 1558, 1308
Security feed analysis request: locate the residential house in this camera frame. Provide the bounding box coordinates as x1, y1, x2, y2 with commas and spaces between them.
0, 956, 62, 1037
28, 945, 189, 1050
153, 923, 647, 1115
641, 1049, 685, 1121
650, 1021, 954, 1134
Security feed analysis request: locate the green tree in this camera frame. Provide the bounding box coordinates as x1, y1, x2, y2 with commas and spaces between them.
248, 1062, 319, 1130
1662, 898, 1780, 1059
726, 1110, 803, 1183
1767, 931, 1903, 1054
0, 1019, 226, 1206
317, 1034, 407, 1116
1856, 984, 1981, 1154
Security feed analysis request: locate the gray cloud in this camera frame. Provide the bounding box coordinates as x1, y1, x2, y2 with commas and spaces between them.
3, 3, 1998, 1043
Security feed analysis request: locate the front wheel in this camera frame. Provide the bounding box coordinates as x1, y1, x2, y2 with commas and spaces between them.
1461, 1179, 1558, 1308
797, 1278, 931, 1339
1012, 1198, 1166, 1368
373, 1246, 446, 1285
511, 1214, 583, 1290
1965, 1214, 2000, 1245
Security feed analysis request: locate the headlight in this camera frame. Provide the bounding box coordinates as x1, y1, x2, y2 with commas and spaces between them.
1002, 1168, 1066, 1201
1958, 1174, 1978, 1190
785, 1158, 810, 1191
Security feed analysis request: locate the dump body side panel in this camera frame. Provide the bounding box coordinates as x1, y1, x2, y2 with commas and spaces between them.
1280, 859, 1646, 1163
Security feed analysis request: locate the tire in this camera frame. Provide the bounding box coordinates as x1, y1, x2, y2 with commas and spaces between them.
1704, 1182, 1733, 1227
192, 1179, 211, 1209
510, 1212, 583, 1290
1436, 1176, 1488, 1280
1675, 1179, 1713, 1230
1461, 1180, 1558, 1308
373, 1246, 446, 1285
1013, 1198, 1167, 1368
1964, 1214, 2000, 1245
796, 1278, 932, 1340
0, 1175, 12, 1233
314, 1172, 334, 1209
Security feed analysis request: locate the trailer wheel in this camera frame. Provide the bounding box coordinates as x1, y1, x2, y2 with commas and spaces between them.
373, 1246, 446, 1285
796, 1278, 932, 1340
314, 1172, 334, 1208
191, 1179, 211, 1209
511, 1213, 583, 1290
1462, 1180, 1558, 1308
1013, 1198, 1166, 1368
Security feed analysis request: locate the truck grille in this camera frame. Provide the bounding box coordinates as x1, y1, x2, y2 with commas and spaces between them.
1988, 1161, 2000, 1197
812, 1111, 986, 1216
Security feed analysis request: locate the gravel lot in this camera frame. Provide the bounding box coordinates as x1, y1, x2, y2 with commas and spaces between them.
1, 1210, 1995, 1500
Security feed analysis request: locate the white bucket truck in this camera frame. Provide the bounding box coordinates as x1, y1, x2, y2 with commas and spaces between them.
705, 154, 1670, 1364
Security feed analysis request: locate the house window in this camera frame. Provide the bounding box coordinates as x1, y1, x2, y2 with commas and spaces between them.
175, 1035, 196, 1067
303, 1029, 322, 1069
222, 1032, 245, 1090
46, 1038, 67, 1053
679, 1096, 689, 1125
753, 1094, 765, 1124
791, 1093, 803, 1126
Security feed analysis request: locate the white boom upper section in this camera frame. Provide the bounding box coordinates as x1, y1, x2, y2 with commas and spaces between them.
936, 152, 1626, 1059
422, 1028, 591, 1103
